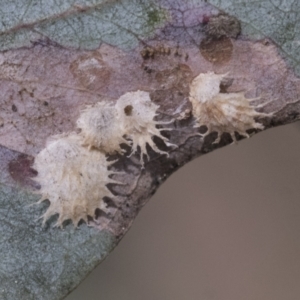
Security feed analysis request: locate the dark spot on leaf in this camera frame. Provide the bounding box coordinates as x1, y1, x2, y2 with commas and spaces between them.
143, 65, 153, 73
8, 153, 38, 187
12, 104, 17, 112
202, 15, 210, 24
141, 47, 155, 59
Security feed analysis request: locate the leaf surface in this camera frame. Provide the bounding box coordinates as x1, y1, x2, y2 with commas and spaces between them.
0, 1, 300, 299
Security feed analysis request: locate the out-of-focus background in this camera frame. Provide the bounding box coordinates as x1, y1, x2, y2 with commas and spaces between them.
66, 123, 300, 300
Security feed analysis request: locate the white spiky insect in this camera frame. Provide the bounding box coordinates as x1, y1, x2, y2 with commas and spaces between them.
33, 90, 174, 227
33, 133, 120, 227
115, 90, 175, 166
77, 102, 130, 154
189, 72, 271, 143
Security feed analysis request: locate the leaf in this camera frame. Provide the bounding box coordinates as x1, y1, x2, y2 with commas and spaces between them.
0, 0, 168, 50
208, 0, 300, 74
0, 184, 115, 299
0, 1, 300, 300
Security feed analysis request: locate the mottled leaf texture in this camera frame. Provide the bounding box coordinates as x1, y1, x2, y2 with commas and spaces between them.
1, 1, 300, 299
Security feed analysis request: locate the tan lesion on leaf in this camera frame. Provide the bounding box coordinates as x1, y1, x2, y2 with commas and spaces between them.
200, 36, 233, 65
70, 51, 111, 91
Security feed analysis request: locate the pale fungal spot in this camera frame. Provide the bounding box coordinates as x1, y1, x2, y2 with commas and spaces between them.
33, 133, 120, 227
77, 102, 129, 154
115, 90, 175, 166
189, 72, 271, 143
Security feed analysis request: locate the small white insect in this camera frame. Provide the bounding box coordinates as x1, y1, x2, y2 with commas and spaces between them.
115, 90, 174, 166
189, 72, 271, 143
77, 102, 129, 154
33, 133, 119, 227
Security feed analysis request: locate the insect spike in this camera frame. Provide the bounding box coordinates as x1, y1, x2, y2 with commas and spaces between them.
115, 90, 175, 166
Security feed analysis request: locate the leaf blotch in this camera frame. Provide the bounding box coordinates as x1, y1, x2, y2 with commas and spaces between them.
70, 52, 111, 91
8, 154, 37, 187
200, 36, 233, 65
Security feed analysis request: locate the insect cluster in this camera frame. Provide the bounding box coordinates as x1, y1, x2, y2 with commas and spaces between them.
34, 72, 271, 228
34, 90, 174, 227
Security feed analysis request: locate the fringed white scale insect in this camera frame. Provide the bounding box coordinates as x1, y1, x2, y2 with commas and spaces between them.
189, 72, 271, 143
33, 133, 119, 227
77, 102, 130, 154
115, 90, 175, 166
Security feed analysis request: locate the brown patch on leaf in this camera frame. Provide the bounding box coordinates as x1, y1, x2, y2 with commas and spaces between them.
70, 51, 111, 91
200, 36, 233, 64
8, 153, 37, 187
140, 47, 155, 59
